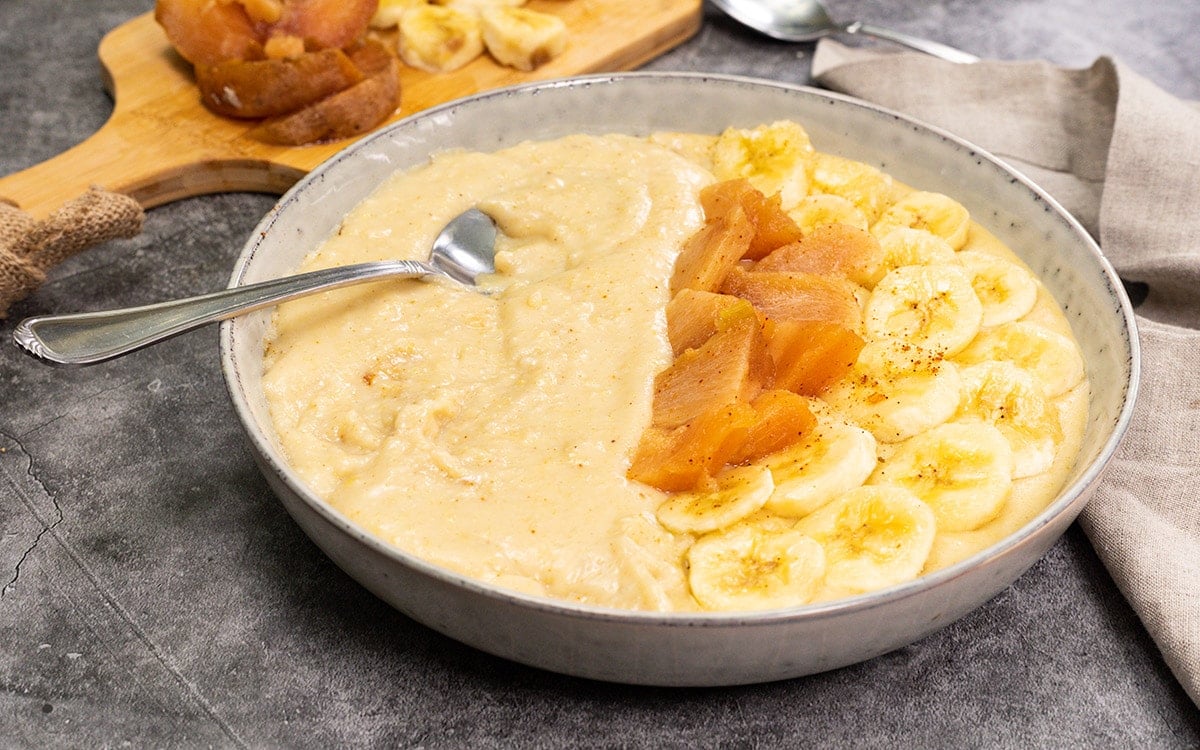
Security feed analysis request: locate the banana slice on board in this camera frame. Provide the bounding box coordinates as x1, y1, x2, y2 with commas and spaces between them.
711, 121, 814, 210
687, 525, 826, 611
865, 264, 983, 356
370, 0, 428, 29
823, 339, 962, 443
957, 250, 1039, 327
871, 421, 1013, 532
957, 361, 1063, 478
480, 7, 568, 71
762, 420, 878, 518
656, 464, 775, 535
794, 485, 936, 596
955, 321, 1086, 398
873, 190, 972, 250
397, 5, 484, 72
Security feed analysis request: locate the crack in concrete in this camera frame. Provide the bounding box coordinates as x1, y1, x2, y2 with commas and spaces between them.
0, 429, 249, 747
0, 430, 63, 599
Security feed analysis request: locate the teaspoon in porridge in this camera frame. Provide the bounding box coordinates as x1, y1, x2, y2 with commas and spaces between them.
710, 0, 980, 63
12, 207, 498, 366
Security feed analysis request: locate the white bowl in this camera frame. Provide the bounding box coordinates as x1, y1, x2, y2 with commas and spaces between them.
220, 73, 1138, 687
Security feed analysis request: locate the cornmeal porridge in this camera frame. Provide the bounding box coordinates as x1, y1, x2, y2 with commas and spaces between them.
261, 122, 1088, 613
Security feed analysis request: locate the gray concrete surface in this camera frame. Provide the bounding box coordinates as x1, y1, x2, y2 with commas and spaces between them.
2, 0, 1198, 746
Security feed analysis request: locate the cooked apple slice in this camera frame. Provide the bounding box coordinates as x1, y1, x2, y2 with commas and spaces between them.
669, 203, 754, 295
720, 266, 863, 331
666, 289, 760, 356
629, 403, 757, 493
764, 319, 864, 395
700, 179, 805, 260
252, 39, 400, 145
156, 0, 263, 65
651, 310, 773, 429
155, 0, 377, 66
729, 389, 817, 464
196, 47, 364, 118
755, 222, 886, 288
273, 0, 379, 51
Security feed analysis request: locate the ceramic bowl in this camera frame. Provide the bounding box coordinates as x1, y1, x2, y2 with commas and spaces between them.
220, 72, 1138, 687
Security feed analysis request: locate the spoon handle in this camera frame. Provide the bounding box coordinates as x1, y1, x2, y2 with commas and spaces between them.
844, 22, 980, 64
12, 259, 433, 366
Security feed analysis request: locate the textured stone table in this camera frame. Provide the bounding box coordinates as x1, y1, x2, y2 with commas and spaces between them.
2, 1, 1198, 746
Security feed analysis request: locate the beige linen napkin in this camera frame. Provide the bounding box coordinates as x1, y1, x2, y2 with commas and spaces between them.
813, 41, 1200, 706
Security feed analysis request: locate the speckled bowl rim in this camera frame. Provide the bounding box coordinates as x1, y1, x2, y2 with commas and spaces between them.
221, 72, 1139, 632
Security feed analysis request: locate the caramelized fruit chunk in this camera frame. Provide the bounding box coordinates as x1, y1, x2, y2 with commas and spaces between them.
156, 0, 378, 65
669, 204, 753, 295
729, 389, 817, 464
630, 179, 867, 494
755, 222, 886, 288
650, 311, 773, 429
666, 289, 759, 356
763, 320, 865, 395
699, 179, 805, 260
629, 403, 757, 492
273, 0, 379, 51
196, 47, 364, 118
720, 266, 863, 331
253, 38, 400, 144
156, 0, 398, 145
155, 0, 263, 65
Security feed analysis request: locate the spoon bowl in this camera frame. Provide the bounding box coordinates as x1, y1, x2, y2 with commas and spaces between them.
12, 207, 497, 366
710, 0, 979, 63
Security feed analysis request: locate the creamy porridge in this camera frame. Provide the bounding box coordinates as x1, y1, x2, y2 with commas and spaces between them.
262, 123, 1088, 612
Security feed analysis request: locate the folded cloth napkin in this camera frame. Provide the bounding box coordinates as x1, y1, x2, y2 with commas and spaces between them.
812, 40, 1199, 707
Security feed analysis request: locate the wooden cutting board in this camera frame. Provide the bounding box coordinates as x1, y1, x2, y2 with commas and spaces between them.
0, 2, 702, 219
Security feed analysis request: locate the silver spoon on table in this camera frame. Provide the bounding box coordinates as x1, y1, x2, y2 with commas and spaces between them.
12, 207, 498, 366
710, 0, 980, 64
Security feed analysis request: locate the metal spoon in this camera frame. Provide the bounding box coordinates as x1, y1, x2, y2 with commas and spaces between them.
710, 0, 980, 64
12, 207, 498, 366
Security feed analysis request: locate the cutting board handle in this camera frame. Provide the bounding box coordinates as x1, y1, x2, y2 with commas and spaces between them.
0, 119, 305, 220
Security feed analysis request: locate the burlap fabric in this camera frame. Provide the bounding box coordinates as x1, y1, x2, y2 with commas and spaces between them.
0, 188, 144, 318
813, 40, 1199, 707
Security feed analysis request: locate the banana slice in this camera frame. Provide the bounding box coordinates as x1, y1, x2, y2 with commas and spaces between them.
955, 321, 1086, 398
686, 525, 826, 611
397, 5, 484, 73
873, 190, 971, 250
957, 361, 1063, 478
762, 420, 878, 518
809, 152, 896, 223
793, 485, 935, 596
823, 339, 962, 443
656, 464, 775, 535
864, 265, 983, 356
787, 194, 869, 234
711, 121, 814, 209
370, 0, 428, 29
871, 421, 1013, 532
480, 7, 567, 71
875, 226, 958, 275
611, 513, 692, 612
956, 251, 1039, 327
